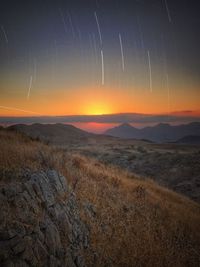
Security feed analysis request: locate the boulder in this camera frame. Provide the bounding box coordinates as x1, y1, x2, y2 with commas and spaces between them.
0, 170, 89, 267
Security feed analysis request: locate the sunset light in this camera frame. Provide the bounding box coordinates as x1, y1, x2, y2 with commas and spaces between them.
1, 2, 200, 266
0, 1, 199, 123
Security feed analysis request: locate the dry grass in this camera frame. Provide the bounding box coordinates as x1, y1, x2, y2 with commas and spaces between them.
0, 129, 66, 181
0, 128, 200, 267
65, 154, 200, 267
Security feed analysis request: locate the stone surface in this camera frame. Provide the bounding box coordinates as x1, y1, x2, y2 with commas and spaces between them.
0, 170, 89, 267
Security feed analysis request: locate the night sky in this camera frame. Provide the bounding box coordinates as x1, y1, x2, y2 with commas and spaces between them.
0, 0, 200, 117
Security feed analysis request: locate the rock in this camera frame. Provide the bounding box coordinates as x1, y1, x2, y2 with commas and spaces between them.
0, 170, 89, 267
84, 202, 96, 219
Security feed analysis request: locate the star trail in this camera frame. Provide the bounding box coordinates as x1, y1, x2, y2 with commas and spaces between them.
0, 0, 199, 117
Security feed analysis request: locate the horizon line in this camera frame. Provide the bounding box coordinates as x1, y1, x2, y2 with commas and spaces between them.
0, 110, 200, 118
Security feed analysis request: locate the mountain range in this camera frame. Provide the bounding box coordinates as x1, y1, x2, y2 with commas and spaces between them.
104, 122, 200, 143
6, 122, 200, 144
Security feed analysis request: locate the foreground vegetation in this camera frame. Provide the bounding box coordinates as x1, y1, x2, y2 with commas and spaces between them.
0, 128, 200, 266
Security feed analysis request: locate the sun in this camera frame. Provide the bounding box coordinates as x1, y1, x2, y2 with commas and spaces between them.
84, 102, 111, 115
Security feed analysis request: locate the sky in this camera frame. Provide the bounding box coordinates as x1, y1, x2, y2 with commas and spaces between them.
0, 0, 200, 122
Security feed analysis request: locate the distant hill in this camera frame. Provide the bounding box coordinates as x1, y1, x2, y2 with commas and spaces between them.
8, 123, 94, 145
175, 135, 200, 144
7, 122, 200, 144
104, 123, 140, 139
104, 122, 200, 142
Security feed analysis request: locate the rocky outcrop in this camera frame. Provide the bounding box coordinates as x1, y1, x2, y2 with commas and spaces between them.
0, 170, 89, 267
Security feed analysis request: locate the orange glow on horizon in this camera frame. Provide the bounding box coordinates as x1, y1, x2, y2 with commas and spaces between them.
0, 84, 200, 117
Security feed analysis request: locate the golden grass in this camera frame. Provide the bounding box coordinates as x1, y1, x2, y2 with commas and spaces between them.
0, 128, 200, 266
65, 154, 200, 267
0, 129, 66, 181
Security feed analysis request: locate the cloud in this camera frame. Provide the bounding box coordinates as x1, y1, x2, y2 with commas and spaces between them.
0, 112, 200, 126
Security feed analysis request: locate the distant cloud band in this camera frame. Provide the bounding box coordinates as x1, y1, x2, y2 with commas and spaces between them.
0, 112, 199, 125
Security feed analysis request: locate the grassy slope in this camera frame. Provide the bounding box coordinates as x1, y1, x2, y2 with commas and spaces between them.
0, 129, 200, 267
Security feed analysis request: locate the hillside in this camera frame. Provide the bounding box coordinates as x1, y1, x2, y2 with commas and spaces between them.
8, 123, 94, 145
5, 124, 200, 201
73, 140, 200, 203
0, 128, 200, 266
104, 122, 200, 142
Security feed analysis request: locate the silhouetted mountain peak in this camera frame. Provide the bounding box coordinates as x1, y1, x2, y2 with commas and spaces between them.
120, 123, 133, 128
